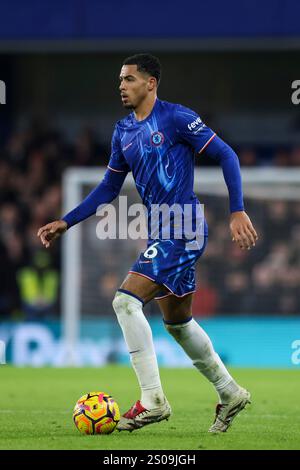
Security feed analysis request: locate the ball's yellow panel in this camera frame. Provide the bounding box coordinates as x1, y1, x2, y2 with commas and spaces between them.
94, 417, 116, 434
73, 412, 93, 435
73, 392, 120, 435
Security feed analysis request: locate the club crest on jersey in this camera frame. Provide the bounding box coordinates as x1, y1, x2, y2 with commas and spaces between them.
151, 131, 164, 147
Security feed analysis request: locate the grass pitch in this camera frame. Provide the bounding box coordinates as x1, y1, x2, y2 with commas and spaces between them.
0, 366, 299, 450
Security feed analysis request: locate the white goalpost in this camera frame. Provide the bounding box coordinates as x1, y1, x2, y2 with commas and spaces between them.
62, 167, 300, 365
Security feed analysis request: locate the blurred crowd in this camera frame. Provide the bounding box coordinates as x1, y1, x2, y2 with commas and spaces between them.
0, 122, 109, 319
193, 198, 300, 316
0, 123, 300, 319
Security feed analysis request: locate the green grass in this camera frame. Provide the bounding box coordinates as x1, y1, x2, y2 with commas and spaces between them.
0, 366, 299, 450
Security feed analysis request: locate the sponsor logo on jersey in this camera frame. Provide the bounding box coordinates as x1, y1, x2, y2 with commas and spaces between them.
187, 116, 202, 131
151, 131, 164, 147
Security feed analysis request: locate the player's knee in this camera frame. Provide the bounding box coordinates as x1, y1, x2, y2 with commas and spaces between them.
164, 321, 191, 342
112, 291, 136, 316
112, 292, 124, 314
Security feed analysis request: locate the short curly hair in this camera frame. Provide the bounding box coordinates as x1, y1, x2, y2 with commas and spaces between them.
123, 53, 161, 86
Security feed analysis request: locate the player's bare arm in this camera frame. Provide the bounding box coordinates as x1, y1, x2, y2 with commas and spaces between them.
37, 220, 68, 248
230, 210, 258, 250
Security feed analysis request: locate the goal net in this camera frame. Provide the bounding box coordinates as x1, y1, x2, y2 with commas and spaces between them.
62, 167, 300, 363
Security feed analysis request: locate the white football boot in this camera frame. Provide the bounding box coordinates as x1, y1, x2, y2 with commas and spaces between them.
208, 387, 251, 433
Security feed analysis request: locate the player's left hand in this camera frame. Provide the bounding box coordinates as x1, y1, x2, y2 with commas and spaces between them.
230, 211, 258, 250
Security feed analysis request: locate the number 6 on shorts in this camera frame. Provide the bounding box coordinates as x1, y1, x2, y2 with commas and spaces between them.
144, 242, 160, 259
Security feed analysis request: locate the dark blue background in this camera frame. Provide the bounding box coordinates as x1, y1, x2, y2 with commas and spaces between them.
0, 0, 299, 39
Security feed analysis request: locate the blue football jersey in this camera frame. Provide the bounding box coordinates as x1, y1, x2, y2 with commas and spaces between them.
107, 99, 216, 240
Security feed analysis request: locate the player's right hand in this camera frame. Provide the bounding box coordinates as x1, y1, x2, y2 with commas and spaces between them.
37, 220, 68, 248
230, 211, 258, 250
